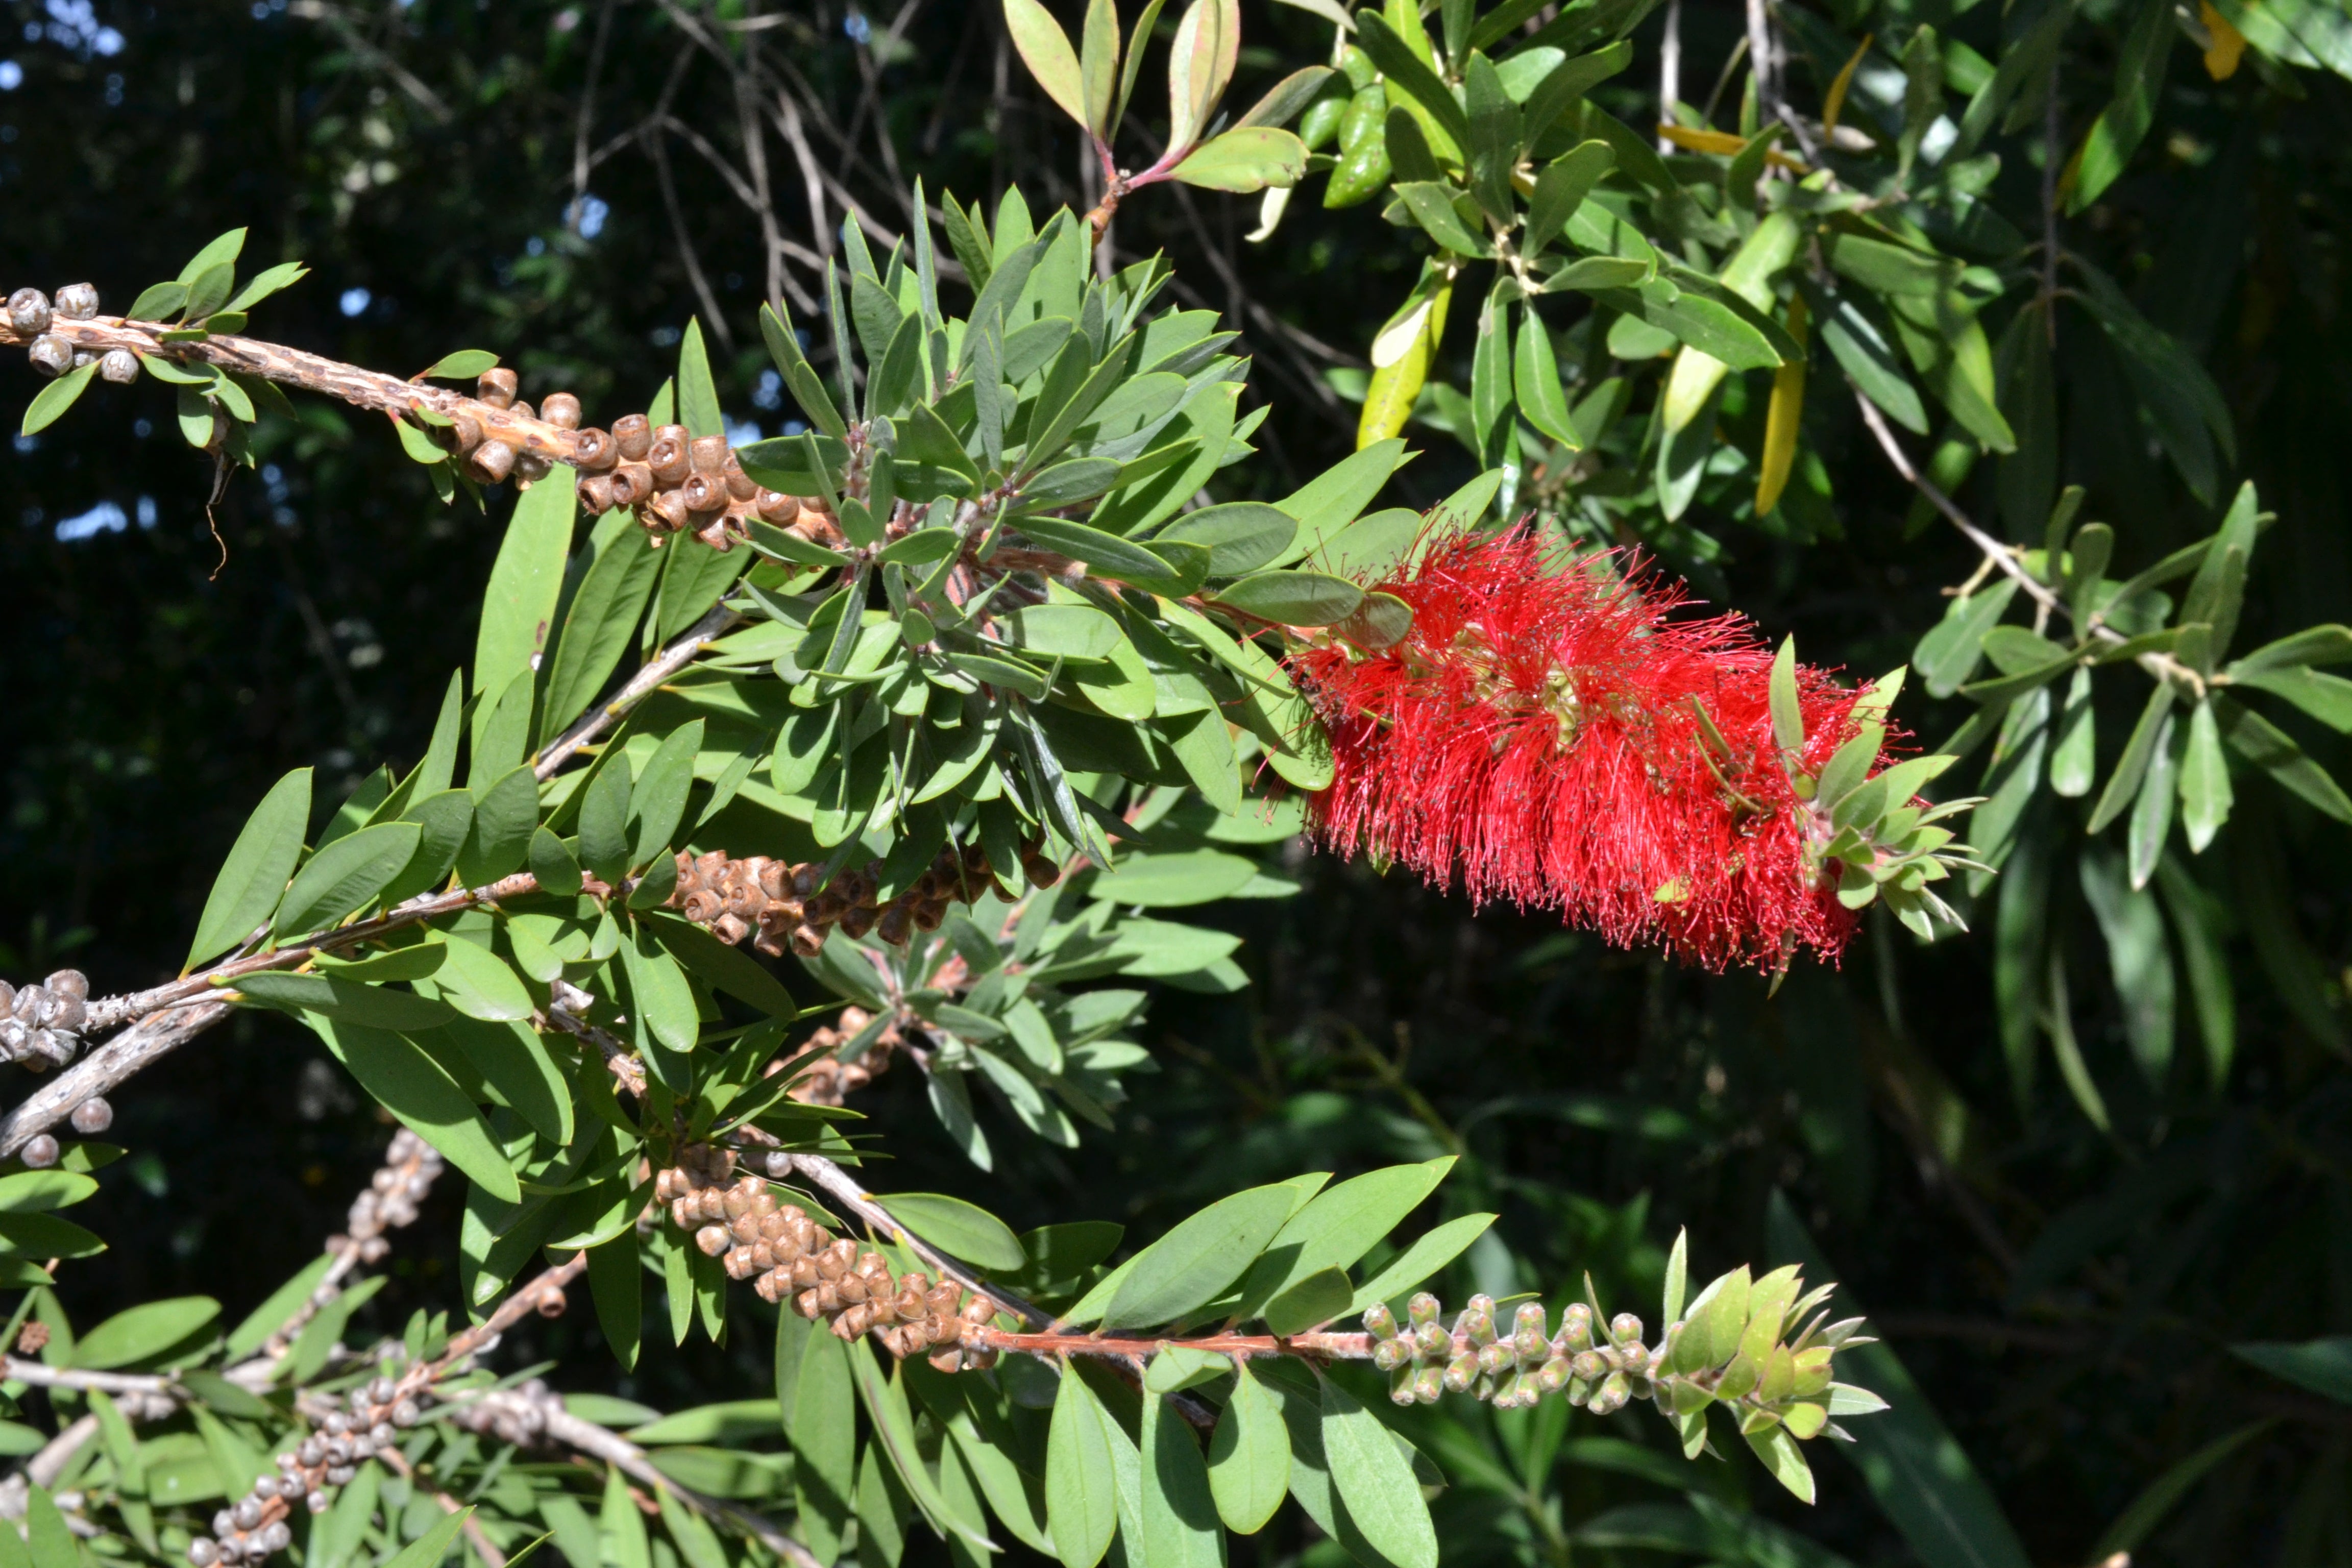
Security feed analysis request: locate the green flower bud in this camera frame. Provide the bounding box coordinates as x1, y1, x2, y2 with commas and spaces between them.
1512, 1302, 1548, 1340
1443, 1352, 1479, 1392
1571, 1350, 1607, 1381
1619, 1341, 1652, 1374
1476, 1341, 1511, 1376
1373, 1338, 1409, 1372
1537, 1355, 1572, 1393
1412, 1365, 1445, 1404
1459, 1307, 1495, 1346
1556, 1302, 1595, 1353
1390, 1365, 1418, 1406
1407, 1292, 1440, 1328
1413, 1322, 1450, 1359
1610, 1312, 1644, 1345
1362, 1301, 1398, 1340
1591, 1371, 1631, 1415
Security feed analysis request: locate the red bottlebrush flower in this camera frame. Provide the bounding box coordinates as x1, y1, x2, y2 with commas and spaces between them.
1287, 528, 1885, 973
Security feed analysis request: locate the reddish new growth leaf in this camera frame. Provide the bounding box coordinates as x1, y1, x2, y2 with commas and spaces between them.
1288, 529, 1884, 972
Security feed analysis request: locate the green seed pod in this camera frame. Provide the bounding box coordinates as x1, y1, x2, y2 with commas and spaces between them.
1443, 1352, 1479, 1391
1324, 96, 1393, 208
1362, 1301, 1398, 1340
1337, 82, 1388, 156
1406, 1291, 1440, 1328
1610, 1312, 1644, 1345
1300, 88, 1349, 152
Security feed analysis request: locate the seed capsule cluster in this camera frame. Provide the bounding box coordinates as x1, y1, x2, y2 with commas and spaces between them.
328, 1129, 444, 1265
428, 372, 844, 553
185, 1378, 422, 1566
0, 970, 89, 1071
652, 1153, 1000, 1371
669, 839, 1038, 958
9, 286, 110, 383
1364, 1293, 1659, 1414
768, 1004, 902, 1107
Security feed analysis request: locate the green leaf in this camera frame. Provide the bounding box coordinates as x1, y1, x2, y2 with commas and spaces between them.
646, 914, 796, 1019
1319, 1374, 1437, 1568
620, 924, 701, 1057
875, 1192, 1027, 1271
1214, 570, 1365, 627
129, 280, 190, 320
274, 822, 421, 936
2215, 694, 2352, 824
473, 472, 577, 741
628, 722, 704, 869
1513, 302, 1581, 447
1743, 1424, 1817, 1504
425, 934, 535, 1023
379, 1503, 473, 1568
578, 756, 635, 883
20, 360, 97, 437
1661, 1228, 1689, 1328
322, 1023, 520, 1202
1172, 127, 1310, 191
223, 261, 309, 314
1006, 0, 1092, 128
458, 765, 540, 888
1140, 1386, 1224, 1568
188, 768, 312, 967
2079, 845, 2176, 1086
676, 318, 723, 438
1047, 1365, 1121, 1568
2048, 667, 2096, 798
1156, 503, 1297, 576
2179, 699, 2234, 852
1264, 1268, 1354, 1335
1207, 1359, 1290, 1534
1525, 140, 1615, 257
1017, 516, 1180, 584
1394, 181, 1489, 255
1346, 1212, 1496, 1313
0, 1211, 102, 1260
795, 1331, 858, 1560
0, 1172, 94, 1214
541, 532, 664, 744
1088, 849, 1260, 907
1769, 638, 1804, 754
71, 1297, 219, 1369
1104, 1182, 1303, 1330
2234, 1337, 2352, 1403
1355, 7, 1469, 159
422, 349, 500, 380
24, 1487, 76, 1568
1238, 1158, 1454, 1316
236, 972, 458, 1032
2087, 683, 2177, 836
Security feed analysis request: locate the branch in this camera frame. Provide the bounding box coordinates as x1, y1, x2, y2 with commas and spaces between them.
536, 605, 743, 776
1848, 388, 2207, 696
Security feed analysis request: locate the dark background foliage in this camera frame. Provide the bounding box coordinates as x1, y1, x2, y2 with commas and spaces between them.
6, 0, 2352, 1562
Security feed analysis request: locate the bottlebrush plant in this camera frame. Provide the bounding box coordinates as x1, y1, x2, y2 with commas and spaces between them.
4, 2, 2351, 1567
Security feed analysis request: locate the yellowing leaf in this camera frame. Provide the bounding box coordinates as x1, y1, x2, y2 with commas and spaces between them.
1756, 293, 1810, 516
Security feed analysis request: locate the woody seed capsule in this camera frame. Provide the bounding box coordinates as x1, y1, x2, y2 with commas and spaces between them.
722, 452, 757, 501
27, 336, 71, 377
647, 427, 690, 486
688, 435, 727, 475
541, 391, 582, 429
470, 440, 518, 484
579, 474, 615, 514
20, 1135, 58, 1169
476, 368, 518, 408
99, 349, 138, 385
680, 472, 726, 513
52, 283, 97, 320
573, 427, 617, 470
646, 488, 692, 532
754, 489, 800, 525
608, 463, 653, 507
69, 1098, 111, 1134
612, 413, 652, 460
8, 288, 51, 333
